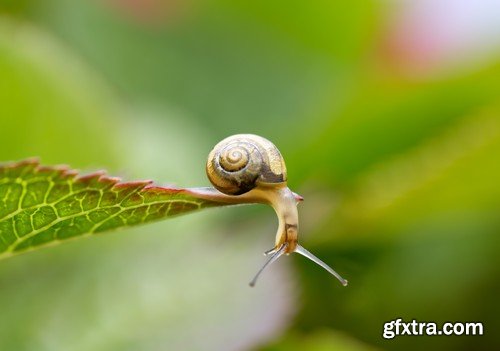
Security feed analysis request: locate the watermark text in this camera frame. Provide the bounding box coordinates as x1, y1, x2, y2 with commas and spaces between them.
383, 318, 483, 339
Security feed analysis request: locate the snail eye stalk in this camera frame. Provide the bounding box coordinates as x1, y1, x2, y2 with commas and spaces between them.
249, 244, 287, 287
294, 245, 348, 286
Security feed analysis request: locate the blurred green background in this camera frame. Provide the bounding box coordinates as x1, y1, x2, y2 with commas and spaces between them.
1, 0, 499, 350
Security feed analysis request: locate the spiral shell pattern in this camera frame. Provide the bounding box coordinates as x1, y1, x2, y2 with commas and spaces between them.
206, 134, 287, 195
219, 145, 249, 172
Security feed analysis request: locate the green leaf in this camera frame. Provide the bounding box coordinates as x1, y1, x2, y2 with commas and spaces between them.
0, 159, 229, 259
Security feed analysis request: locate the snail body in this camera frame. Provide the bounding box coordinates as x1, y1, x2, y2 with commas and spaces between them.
204, 134, 347, 287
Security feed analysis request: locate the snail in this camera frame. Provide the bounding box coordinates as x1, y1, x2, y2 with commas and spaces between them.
198, 134, 348, 287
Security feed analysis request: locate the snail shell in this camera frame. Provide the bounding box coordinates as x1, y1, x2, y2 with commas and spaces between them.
206, 134, 287, 195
